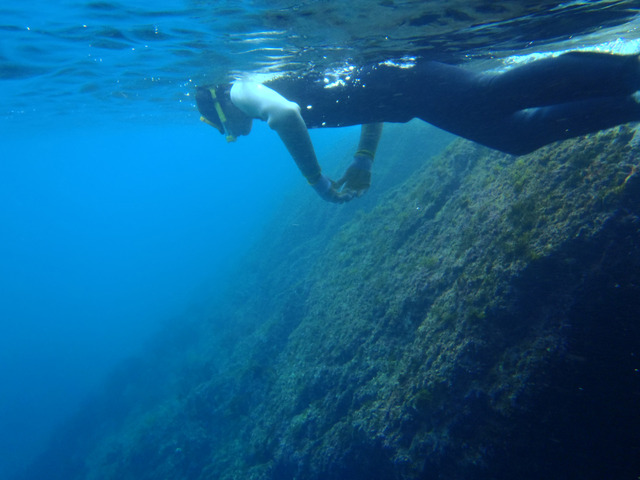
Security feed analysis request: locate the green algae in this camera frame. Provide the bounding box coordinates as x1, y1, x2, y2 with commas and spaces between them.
29, 122, 640, 480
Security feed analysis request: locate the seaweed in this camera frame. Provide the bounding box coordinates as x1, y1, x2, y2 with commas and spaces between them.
21, 123, 640, 480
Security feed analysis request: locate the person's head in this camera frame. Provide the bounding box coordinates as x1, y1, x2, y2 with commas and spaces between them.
195, 85, 252, 142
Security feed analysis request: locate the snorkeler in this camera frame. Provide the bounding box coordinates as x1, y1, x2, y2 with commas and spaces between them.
196, 51, 640, 203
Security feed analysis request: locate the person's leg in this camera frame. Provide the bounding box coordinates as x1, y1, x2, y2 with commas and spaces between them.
483, 51, 640, 112
470, 96, 640, 155
413, 56, 640, 155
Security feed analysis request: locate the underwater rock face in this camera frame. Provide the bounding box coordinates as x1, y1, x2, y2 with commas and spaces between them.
19, 124, 640, 480
242, 126, 640, 480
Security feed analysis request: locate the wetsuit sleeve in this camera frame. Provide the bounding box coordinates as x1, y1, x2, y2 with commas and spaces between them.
356, 123, 383, 157
230, 82, 323, 184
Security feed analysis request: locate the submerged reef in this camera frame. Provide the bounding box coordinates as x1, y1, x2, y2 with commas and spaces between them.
19, 122, 640, 480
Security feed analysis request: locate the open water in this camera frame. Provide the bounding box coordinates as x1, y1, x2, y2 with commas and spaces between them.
1, 1, 640, 479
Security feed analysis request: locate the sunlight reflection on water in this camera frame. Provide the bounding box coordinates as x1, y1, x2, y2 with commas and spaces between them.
1, 0, 639, 124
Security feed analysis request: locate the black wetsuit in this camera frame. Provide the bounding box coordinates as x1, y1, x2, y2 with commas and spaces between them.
265, 52, 640, 155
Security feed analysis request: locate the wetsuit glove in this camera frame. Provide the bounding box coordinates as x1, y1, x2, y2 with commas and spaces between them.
335, 153, 373, 197
311, 174, 353, 204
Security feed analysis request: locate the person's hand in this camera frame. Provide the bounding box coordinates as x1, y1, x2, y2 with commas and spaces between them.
311, 174, 354, 204
334, 154, 373, 198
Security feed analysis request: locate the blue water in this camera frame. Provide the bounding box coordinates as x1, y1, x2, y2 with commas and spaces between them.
2, 1, 640, 478
0, 122, 310, 476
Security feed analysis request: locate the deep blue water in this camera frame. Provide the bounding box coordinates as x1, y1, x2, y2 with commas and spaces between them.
2, 1, 640, 479
0, 118, 363, 477
0, 123, 304, 477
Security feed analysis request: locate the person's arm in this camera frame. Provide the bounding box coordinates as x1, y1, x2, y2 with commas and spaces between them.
335, 122, 383, 197
230, 81, 351, 203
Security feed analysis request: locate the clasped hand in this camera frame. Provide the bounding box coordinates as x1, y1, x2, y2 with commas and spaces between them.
335, 159, 372, 197
312, 154, 373, 204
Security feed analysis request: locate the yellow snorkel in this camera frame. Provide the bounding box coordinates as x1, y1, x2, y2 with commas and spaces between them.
199, 88, 237, 143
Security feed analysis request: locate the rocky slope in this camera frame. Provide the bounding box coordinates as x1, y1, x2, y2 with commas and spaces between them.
19, 122, 640, 480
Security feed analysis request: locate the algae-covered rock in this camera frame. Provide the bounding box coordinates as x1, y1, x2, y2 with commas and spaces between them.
234, 125, 640, 480
19, 123, 640, 480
